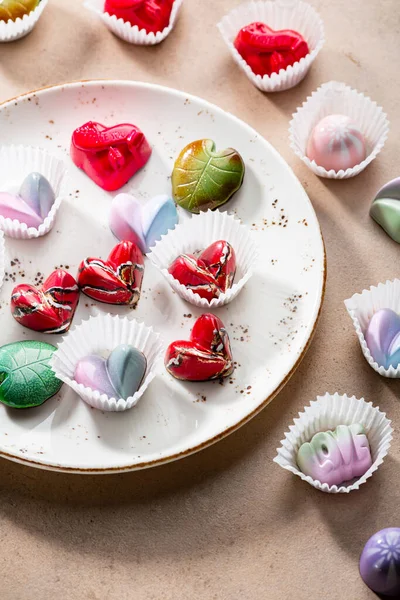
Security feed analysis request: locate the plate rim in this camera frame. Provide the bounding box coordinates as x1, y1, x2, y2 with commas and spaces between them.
0, 79, 327, 474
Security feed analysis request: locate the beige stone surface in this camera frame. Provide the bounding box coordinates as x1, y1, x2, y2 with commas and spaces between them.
1, 0, 400, 598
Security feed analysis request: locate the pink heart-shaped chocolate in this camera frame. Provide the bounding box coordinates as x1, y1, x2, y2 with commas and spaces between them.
0, 172, 55, 228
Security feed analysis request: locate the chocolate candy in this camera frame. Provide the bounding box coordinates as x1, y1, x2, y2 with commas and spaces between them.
360, 528, 400, 596
104, 0, 174, 33
370, 177, 400, 243
165, 313, 234, 381
296, 423, 372, 486
234, 22, 309, 77
109, 193, 178, 253
365, 308, 400, 369
0, 172, 55, 228
74, 344, 147, 400
71, 121, 152, 191
11, 269, 79, 334
172, 139, 245, 213
77, 240, 144, 306
0, 0, 39, 21
306, 114, 367, 172
0, 341, 62, 408
168, 240, 236, 301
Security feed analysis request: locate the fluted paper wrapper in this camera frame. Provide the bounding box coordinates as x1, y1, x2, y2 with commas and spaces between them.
289, 81, 389, 179
0, 146, 67, 239
84, 0, 183, 45
345, 279, 400, 378
147, 209, 259, 308
51, 313, 163, 412
217, 0, 325, 92
0, 0, 48, 42
274, 392, 392, 493
0, 231, 5, 290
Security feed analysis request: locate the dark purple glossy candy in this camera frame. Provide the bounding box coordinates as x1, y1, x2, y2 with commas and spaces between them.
359, 528, 400, 596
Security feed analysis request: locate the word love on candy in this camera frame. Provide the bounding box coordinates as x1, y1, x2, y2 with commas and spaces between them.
296, 423, 372, 487
0, 0, 39, 21
234, 22, 309, 77
109, 193, 178, 253
0, 172, 55, 228
370, 177, 400, 243
77, 240, 144, 306
71, 121, 152, 191
104, 0, 174, 33
0, 341, 62, 409
165, 313, 234, 381
360, 528, 400, 597
168, 240, 236, 301
172, 139, 245, 213
11, 269, 79, 334
365, 308, 400, 369
74, 344, 147, 400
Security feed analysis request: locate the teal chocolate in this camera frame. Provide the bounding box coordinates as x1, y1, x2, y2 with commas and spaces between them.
0, 340, 63, 408
370, 177, 400, 243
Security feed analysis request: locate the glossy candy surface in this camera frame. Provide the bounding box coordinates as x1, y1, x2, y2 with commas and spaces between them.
168, 240, 236, 301
0, 340, 62, 408
0, 172, 55, 228
234, 22, 309, 77
109, 193, 178, 252
297, 423, 372, 486
104, 0, 174, 33
370, 177, 400, 243
365, 308, 400, 369
71, 121, 152, 191
11, 269, 79, 334
74, 344, 147, 400
360, 528, 400, 596
0, 0, 39, 21
77, 240, 144, 306
306, 114, 367, 172
165, 313, 234, 381
172, 139, 245, 213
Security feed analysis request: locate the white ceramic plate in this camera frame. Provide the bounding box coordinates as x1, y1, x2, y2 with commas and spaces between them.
0, 81, 325, 473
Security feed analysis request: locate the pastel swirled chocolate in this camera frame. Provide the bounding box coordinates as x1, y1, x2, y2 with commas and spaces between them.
370, 177, 400, 243
0, 0, 40, 21
296, 423, 372, 486
0, 172, 55, 228
365, 308, 400, 369
109, 193, 178, 252
172, 139, 245, 213
360, 528, 400, 596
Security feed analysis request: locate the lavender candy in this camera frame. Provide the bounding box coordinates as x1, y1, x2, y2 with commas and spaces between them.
359, 528, 400, 596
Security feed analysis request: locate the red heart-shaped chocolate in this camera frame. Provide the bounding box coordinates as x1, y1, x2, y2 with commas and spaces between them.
168, 240, 236, 301
165, 313, 234, 381
234, 22, 309, 76
77, 240, 144, 305
104, 0, 174, 34
11, 269, 79, 334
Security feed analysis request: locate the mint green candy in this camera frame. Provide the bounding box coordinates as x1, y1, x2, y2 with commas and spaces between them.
370, 177, 400, 243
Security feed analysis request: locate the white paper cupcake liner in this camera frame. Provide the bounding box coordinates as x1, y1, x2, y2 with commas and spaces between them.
51, 312, 163, 412
84, 0, 183, 45
344, 279, 400, 378
217, 0, 325, 93
0, 145, 67, 239
274, 392, 393, 494
0, 231, 5, 290
0, 0, 48, 42
289, 81, 390, 179
147, 209, 259, 308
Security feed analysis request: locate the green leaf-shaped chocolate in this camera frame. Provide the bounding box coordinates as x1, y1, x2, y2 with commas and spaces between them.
0, 340, 62, 409
171, 139, 245, 213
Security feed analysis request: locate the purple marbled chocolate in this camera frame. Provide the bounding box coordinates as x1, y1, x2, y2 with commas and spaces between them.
360, 528, 400, 596
365, 308, 400, 369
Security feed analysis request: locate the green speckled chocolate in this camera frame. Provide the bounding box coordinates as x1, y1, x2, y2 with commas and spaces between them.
0, 340, 62, 409
171, 139, 245, 213
370, 177, 400, 243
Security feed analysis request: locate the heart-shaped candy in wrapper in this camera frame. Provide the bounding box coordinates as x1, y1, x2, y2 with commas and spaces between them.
77, 240, 144, 306
148, 209, 258, 308
109, 193, 178, 253
165, 313, 234, 381
0, 146, 67, 238
345, 279, 400, 378
11, 269, 80, 334
0, 0, 48, 42
370, 177, 400, 243
51, 313, 163, 412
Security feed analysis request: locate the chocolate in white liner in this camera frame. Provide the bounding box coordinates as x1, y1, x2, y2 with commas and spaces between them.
84, 0, 184, 45
274, 392, 393, 494
0, 0, 48, 42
